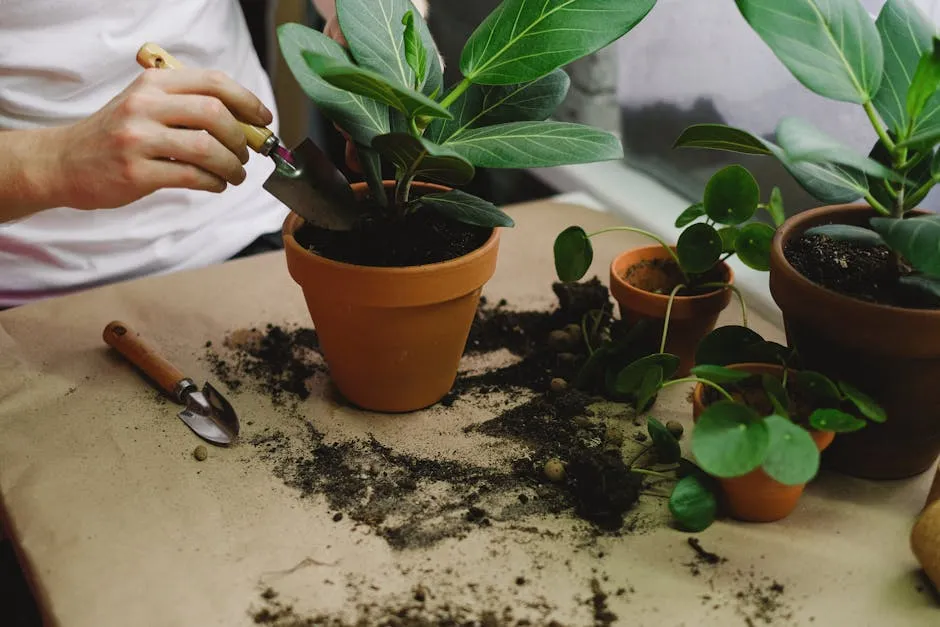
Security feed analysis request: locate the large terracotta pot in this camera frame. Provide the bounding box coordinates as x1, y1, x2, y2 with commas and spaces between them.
609, 245, 733, 377
769, 204, 940, 479
282, 181, 501, 412
691, 362, 834, 522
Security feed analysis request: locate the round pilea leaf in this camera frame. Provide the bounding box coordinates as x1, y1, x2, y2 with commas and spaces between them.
647, 416, 681, 464
677, 222, 722, 274
669, 474, 718, 532
735, 222, 775, 271
794, 371, 842, 403
808, 408, 867, 433
703, 164, 760, 225
675, 202, 705, 228
717, 226, 740, 253
636, 366, 664, 413
837, 381, 886, 423
615, 353, 680, 395
554, 226, 592, 282
694, 325, 765, 366
692, 401, 768, 478
689, 364, 751, 384
761, 415, 820, 485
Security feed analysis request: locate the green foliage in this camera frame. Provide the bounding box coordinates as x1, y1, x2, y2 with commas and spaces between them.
276, 0, 654, 230
669, 473, 718, 532
676, 0, 940, 297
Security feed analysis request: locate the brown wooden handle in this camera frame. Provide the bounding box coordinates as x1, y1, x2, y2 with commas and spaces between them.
103, 320, 186, 398
135, 43, 275, 153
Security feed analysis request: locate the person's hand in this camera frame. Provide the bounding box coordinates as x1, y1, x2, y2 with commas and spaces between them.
49, 67, 273, 210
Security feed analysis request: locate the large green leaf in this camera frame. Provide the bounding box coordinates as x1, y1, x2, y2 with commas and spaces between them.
357, 146, 388, 207
873, 0, 937, 136
837, 381, 885, 422
302, 51, 452, 120
761, 415, 820, 485
371, 133, 474, 185
401, 10, 429, 88
765, 142, 867, 204
554, 226, 593, 282
689, 365, 752, 384
899, 274, 940, 306
426, 69, 570, 144
734, 0, 884, 104
675, 203, 705, 228
336, 0, 442, 96
870, 215, 940, 277
615, 353, 681, 395
676, 223, 722, 274
276, 23, 389, 145
703, 165, 760, 225
417, 190, 515, 228
694, 325, 767, 367
443, 121, 623, 168
907, 38, 940, 123
776, 117, 902, 181
460, 0, 656, 85
692, 401, 769, 478
808, 408, 867, 432
673, 124, 773, 155
735, 222, 775, 271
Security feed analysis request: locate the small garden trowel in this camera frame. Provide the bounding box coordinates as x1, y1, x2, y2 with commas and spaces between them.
103, 321, 239, 446
136, 43, 359, 231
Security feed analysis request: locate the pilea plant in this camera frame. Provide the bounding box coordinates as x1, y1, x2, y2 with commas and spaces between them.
276, 0, 658, 230
553, 164, 783, 289
631, 327, 887, 532
674, 0, 940, 301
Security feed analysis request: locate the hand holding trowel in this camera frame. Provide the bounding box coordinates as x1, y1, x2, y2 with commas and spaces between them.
136, 43, 360, 231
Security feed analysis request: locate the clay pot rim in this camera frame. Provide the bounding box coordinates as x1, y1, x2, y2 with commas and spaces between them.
282, 181, 500, 276
609, 244, 734, 304
690, 361, 833, 438
771, 203, 940, 319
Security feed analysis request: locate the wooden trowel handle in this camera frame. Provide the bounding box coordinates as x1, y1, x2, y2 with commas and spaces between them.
136, 42, 274, 154
103, 320, 186, 399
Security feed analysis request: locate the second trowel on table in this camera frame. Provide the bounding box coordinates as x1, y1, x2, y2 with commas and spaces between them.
136, 42, 362, 231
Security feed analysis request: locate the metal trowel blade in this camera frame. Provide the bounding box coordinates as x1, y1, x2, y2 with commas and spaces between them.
262, 138, 361, 231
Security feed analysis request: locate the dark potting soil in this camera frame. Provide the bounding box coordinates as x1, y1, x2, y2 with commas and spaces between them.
205, 277, 647, 550
623, 258, 726, 297
293, 205, 492, 267
785, 232, 939, 309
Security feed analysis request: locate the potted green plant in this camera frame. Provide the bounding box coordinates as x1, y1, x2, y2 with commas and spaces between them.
673, 0, 940, 478
553, 164, 782, 376
275, 0, 657, 412
630, 328, 886, 531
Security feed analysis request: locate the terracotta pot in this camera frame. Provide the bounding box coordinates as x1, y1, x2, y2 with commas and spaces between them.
691, 362, 834, 522
609, 245, 733, 377
769, 204, 940, 479
282, 181, 501, 412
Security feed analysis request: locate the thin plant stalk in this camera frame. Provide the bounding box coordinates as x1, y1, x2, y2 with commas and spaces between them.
661, 377, 735, 402
587, 226, 688, 283
660, 283, 685, 354
698, 282, 747, 328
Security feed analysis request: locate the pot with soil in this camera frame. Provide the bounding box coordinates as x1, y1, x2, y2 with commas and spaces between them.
274, 0, 658, 410
284, 181, 499, 411
672, 0, 940, 478
770, 204, 940, 478
554, 164, 780, 377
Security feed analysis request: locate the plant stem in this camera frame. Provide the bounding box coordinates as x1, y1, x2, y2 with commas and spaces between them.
438, 77, 472, 109
408, 117, 420, 137
863, 100, 896, 154
625, 443, 653, 468
882, 180, 899, 199
660, 284, 685, 354
639, 491, 671, 499
698, 282, 747, 328
661, 377, 735, 402
906, 176, 940, 211
581, 314, 594, 356
630, 468, 674, 480
395, 173, 415, 210
864, 191, 892, 216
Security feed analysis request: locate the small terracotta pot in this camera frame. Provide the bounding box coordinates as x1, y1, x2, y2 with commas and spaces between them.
282, 181, 500, 412
691, 362, 835, 522
609, 245, 733, 376
770, 204, 940, 479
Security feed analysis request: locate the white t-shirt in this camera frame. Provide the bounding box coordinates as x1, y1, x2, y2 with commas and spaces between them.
0, 0, 290, 307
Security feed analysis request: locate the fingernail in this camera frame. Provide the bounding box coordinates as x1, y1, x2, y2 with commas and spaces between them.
258, 104, 273, 124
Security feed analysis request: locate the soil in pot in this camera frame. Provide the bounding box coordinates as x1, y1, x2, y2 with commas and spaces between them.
784, 232, 939, 310
293, 194, 491, 267
700, 375, 816, 421
623, 258, 725, 297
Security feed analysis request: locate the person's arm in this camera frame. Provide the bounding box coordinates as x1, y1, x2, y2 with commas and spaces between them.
0, 68, 273, 224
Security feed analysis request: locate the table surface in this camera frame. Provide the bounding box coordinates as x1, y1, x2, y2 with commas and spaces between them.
0, 199, 937, 627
